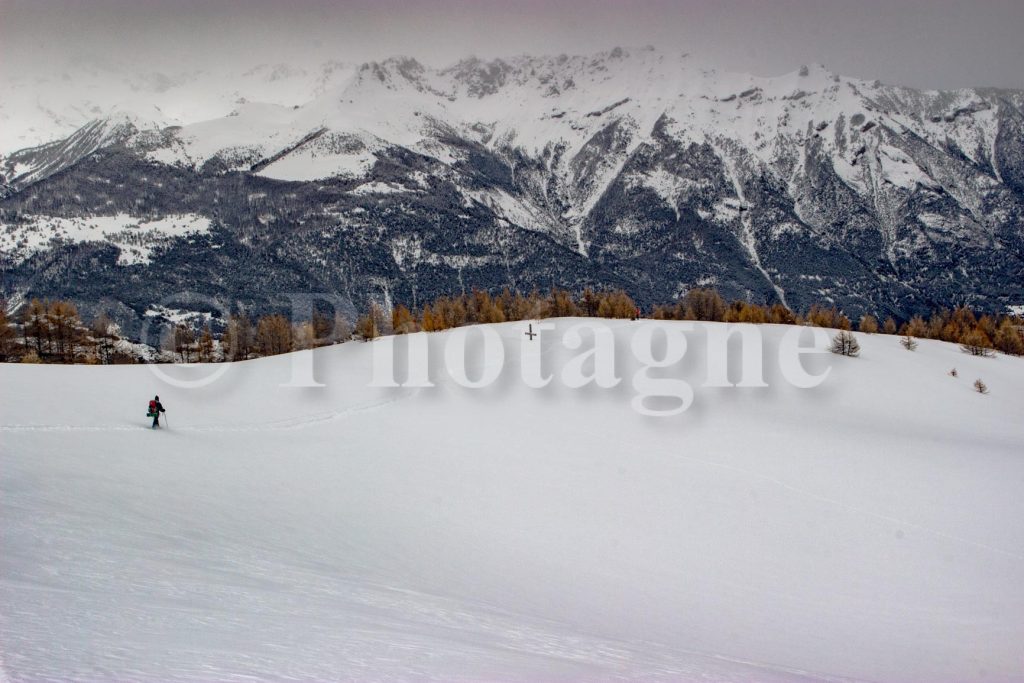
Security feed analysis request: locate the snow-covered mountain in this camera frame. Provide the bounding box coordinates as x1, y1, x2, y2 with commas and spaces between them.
2, 48, 1023, 329
2, 320, 1023, 681
0, 60, 358, 154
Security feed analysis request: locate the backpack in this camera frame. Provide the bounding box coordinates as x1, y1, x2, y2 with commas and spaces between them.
147, 399, 157, 417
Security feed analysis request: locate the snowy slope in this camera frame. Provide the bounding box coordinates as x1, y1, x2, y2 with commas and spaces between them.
2, 320, 1023, 682
0, 213, 211, 265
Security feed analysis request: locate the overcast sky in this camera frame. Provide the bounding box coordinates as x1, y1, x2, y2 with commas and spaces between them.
2, 0, 1022, 89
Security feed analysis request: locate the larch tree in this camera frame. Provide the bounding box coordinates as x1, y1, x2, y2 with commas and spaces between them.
960, 328, 994, 357
256, 315, 293, 356
420, 304, 438, 332
942, 306, 977, 343
993, 318, 1024, 356
768, 303, 797, 325
580, 287, 600, 317
736, 302, 768, 324
858, 314, 879, 333
596, 290, 637, 319
0, 304, 16, 361
198, 326, 215, 362
22, 299, 50, 358
903, 315, 928, 338
548, 288, 580, 318
311, 310, 335, 345
391, 304, 417, 334
47, 300, 83, 363
976, 314, 997, 341
806, 304, 851, 330
356, 303, 386, 341
682, 288, 727, 321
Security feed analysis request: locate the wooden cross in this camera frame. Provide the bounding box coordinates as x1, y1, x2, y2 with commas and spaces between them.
525, 323, 537, 341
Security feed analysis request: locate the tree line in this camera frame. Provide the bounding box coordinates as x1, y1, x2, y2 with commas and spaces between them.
2, 287, 1022, 364
0, 299, 131, 364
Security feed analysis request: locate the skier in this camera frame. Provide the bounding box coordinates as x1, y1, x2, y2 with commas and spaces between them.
147, 395, 166, 429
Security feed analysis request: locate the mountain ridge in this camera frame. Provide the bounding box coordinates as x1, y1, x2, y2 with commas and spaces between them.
2, 47, 1022, 334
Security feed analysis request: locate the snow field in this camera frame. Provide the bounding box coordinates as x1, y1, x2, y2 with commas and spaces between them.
1, 320, 1022, 681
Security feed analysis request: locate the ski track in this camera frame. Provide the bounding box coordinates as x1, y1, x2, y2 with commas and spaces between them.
0, 568, 860, 683
0, 393, 415, 435
5, 385, 1017, 562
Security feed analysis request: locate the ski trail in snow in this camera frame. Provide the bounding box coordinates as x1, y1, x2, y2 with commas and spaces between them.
331, 579, 856, 683
0, 424, 144, 433
673, 450, 1024, 563
185, 392, 417, 433
0, 393, 417, 435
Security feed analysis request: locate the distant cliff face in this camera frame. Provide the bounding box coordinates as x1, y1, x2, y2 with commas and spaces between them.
2, 47, 1023, 333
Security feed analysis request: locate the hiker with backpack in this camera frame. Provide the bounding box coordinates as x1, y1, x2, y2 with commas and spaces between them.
147, 395, 166, 429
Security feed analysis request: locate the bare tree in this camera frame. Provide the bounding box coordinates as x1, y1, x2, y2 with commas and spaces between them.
222, 314, 254, 361
830, 330, 861, 357
173, 324, 196, 363
292, 320, 317, 350
21, 299, 49, 358
0, 303, 17, 361
331, 314, 353, 343
91, 313, 118, 364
